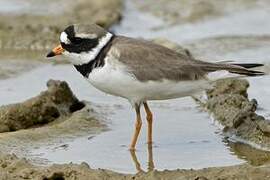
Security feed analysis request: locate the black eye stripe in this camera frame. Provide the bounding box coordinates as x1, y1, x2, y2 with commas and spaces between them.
61, 38, 99, 53
62, 25, 103, 53
70, 37, 83, 44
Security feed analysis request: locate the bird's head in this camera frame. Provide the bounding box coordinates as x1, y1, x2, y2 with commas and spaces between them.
47, 24, 113, 65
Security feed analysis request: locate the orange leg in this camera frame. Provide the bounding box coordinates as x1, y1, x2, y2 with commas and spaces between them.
143, 102, 153, 144
129, 104, 142, 150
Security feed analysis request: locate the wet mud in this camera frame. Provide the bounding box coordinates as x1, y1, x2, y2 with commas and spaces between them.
205, 78, 270, 150
0, 152, 270, 180
0, 80, 84, 132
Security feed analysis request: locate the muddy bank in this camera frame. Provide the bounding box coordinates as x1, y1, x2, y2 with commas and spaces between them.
135, 0, 270, 24
0, 80, 84, 132
0, 153, 270, 180
205, 78, 270, 150
0, 101, 107, 157
0, 79, 107, 156
0, 0, 122, 53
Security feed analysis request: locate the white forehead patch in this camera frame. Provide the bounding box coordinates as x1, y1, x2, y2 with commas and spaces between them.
76, 33, 97, 39
60, 32, 71, 44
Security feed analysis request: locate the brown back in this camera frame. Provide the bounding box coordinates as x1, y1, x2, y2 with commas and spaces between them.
107, 36, 263, 82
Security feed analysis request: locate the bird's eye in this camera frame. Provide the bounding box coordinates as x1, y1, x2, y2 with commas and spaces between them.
72, 37, 83, 44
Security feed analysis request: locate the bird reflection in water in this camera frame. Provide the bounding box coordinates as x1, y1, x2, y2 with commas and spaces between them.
129, 144, 155, 172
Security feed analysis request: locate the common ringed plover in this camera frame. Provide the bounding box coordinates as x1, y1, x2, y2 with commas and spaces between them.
47, 24, 264, 150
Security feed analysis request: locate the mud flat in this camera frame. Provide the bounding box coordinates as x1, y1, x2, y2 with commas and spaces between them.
0, 80, 107, 159
0, 153, 270, 180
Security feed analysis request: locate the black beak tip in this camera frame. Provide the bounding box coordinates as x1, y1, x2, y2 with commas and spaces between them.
46, 51, 55, 58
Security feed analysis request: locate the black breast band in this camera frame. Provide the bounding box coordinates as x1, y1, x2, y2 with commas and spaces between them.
74, 35, 115, 78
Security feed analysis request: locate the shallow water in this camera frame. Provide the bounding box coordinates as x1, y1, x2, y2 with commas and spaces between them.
113, 0, 270, 43
1, 0, 270, 174
0, 65, 244, 173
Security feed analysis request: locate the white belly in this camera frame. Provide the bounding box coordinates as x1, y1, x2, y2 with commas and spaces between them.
87, 58, 211, 105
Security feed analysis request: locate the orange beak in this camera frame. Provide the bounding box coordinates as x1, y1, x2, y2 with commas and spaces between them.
46, 44, 65, 57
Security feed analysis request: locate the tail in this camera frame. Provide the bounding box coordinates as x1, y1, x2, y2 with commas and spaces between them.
199, 61, 265, 78
231, 63, 264, 69
227, 63, 265, 76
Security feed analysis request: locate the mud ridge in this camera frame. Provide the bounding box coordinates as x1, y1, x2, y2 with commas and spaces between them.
0, 80, 85, 132
205, 78, 270, 150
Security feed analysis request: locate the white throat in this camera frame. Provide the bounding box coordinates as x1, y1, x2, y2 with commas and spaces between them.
63, 32, 113, 65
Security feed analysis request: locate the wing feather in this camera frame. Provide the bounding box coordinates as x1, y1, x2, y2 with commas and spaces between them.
108, 36, 264, 82
110, 36, 207, 82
